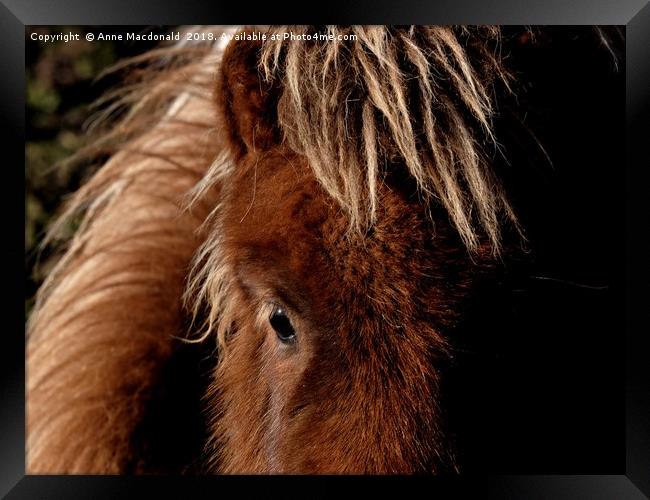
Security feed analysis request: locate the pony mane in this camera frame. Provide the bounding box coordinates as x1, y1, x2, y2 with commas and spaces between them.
26, 28, 237, 473
258, 26, 519, 253
31, 27, 233, 309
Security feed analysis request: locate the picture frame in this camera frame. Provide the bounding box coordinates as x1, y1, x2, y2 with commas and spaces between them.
5, 1, 649, 497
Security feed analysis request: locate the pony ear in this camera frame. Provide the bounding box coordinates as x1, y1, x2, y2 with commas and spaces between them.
216, 36, 282, 159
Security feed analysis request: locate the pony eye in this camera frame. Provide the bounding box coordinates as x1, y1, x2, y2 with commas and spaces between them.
269, 304, 296, 343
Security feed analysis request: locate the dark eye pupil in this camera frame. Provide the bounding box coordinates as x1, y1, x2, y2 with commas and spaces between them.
269, 305, 296, 343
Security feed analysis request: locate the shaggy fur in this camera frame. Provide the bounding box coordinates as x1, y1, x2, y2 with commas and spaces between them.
27, 28, 232, 473
258, 26, 517, 253
28, 26, 522, 474
193, 147, 495, 472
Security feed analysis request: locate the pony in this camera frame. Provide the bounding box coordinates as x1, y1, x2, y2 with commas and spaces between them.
26, 25, 622, 474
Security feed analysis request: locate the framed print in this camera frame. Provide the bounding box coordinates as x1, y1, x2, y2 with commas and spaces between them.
3, 0, 649, 497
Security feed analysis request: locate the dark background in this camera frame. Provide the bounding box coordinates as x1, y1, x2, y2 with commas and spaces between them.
432, 26, 625, 474
434, 27, 626, 473
24, 26, 626, 475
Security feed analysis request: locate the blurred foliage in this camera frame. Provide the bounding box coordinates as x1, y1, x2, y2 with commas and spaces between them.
25, 26, 171, 319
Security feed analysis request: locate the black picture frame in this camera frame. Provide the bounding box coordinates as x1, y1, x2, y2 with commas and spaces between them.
5, 1, 650, 497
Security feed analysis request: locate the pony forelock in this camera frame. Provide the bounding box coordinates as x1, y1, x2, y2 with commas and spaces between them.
257, 26, 519, 253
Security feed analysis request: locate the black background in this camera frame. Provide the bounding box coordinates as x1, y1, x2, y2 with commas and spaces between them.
444, 26, 625, 474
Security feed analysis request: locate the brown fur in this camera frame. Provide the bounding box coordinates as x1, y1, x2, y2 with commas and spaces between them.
200, 147, 495, 473
27, 26, 513, 474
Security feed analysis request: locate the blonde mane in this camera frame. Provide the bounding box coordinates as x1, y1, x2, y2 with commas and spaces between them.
27, 27, 235, 473
259, 26, 518, 252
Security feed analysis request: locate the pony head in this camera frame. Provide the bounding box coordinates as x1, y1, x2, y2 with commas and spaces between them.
188, 26, 516, 473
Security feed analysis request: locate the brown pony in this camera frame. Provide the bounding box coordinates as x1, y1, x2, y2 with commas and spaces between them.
27, 26, 535, 474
